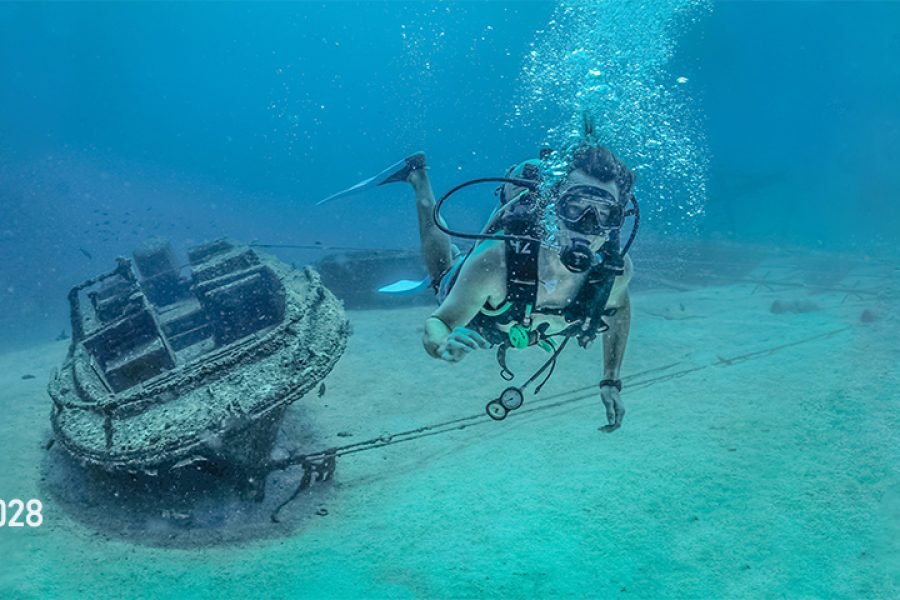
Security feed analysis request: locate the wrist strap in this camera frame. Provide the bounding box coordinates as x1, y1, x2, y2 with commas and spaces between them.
599, 378, 622, 391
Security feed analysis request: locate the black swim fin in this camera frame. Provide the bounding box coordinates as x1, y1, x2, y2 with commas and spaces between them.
317, 151, 426, 205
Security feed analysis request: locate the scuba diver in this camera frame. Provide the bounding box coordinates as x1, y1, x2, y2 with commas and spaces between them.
320, 132, 637, 432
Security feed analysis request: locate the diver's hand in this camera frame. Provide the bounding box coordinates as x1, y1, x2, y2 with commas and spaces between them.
438, 327, 490, 362
599, 384, 625, 432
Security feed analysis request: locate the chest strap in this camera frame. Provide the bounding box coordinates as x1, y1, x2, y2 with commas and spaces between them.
503, 238, 540, 327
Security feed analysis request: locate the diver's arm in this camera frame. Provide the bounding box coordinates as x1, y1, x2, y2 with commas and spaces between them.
423, 245, 500, 359
601, 290, 631, 380
423, 317, 452, 358
601, 254, 633, 379
598, 255, 632, 432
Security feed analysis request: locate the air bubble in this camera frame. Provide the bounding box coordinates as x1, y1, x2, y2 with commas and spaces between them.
511, 0, 711, 235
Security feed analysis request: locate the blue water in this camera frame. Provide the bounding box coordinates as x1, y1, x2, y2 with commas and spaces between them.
1, 1, 898, 350
0, 3, 898, 598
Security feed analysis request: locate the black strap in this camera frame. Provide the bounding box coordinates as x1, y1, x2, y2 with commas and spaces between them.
599, 378, 622, 391
496, 344, 515, 380
504, 237, 539, 326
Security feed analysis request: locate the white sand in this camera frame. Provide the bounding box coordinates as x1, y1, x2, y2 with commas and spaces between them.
0, 253, 897, 598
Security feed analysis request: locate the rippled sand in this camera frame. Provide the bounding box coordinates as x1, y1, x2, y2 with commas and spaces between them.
1, 251, 897, 598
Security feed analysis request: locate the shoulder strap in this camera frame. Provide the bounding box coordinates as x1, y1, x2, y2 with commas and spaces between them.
465, 236, 539, 345
504, 237, 539, 326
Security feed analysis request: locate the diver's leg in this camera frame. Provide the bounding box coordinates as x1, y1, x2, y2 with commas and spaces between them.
408, 167, 453, 281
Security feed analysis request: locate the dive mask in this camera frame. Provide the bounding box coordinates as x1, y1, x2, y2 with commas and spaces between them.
556, 185, 624, 235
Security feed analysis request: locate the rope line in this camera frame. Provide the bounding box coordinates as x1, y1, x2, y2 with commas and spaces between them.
268, 326, 852, 521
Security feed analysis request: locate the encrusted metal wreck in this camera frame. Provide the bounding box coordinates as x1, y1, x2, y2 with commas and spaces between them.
48, 239, 350, 495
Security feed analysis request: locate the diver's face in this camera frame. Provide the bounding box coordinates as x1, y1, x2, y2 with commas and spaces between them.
555, 169, 621, 251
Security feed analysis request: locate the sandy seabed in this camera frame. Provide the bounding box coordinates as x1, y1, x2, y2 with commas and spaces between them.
0, 250, 897, 599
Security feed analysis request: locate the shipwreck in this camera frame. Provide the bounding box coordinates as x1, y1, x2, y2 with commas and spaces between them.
47, 238, 350, 498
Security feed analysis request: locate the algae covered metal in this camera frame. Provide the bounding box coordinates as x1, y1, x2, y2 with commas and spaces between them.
48, 239, 350, 493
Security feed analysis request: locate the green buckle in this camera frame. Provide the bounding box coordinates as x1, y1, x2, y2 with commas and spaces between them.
508, 324, 530, 349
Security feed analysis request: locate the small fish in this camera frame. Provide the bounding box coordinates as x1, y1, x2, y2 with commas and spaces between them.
161, 509, 192, 524
79, 247, 93, 260
317, 382, 326, 398
21, 374, 36, 380
171, 455, 207, 469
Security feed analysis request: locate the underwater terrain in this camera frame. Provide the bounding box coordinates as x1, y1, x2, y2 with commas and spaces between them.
0, 1, 897, 598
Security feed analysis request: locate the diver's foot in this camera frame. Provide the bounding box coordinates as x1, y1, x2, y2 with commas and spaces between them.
378, 151, 426, 186
316, 151, 427, 205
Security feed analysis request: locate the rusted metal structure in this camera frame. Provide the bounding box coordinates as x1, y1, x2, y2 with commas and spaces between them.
48, 239, 350, 497
315, 248, 429, 309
